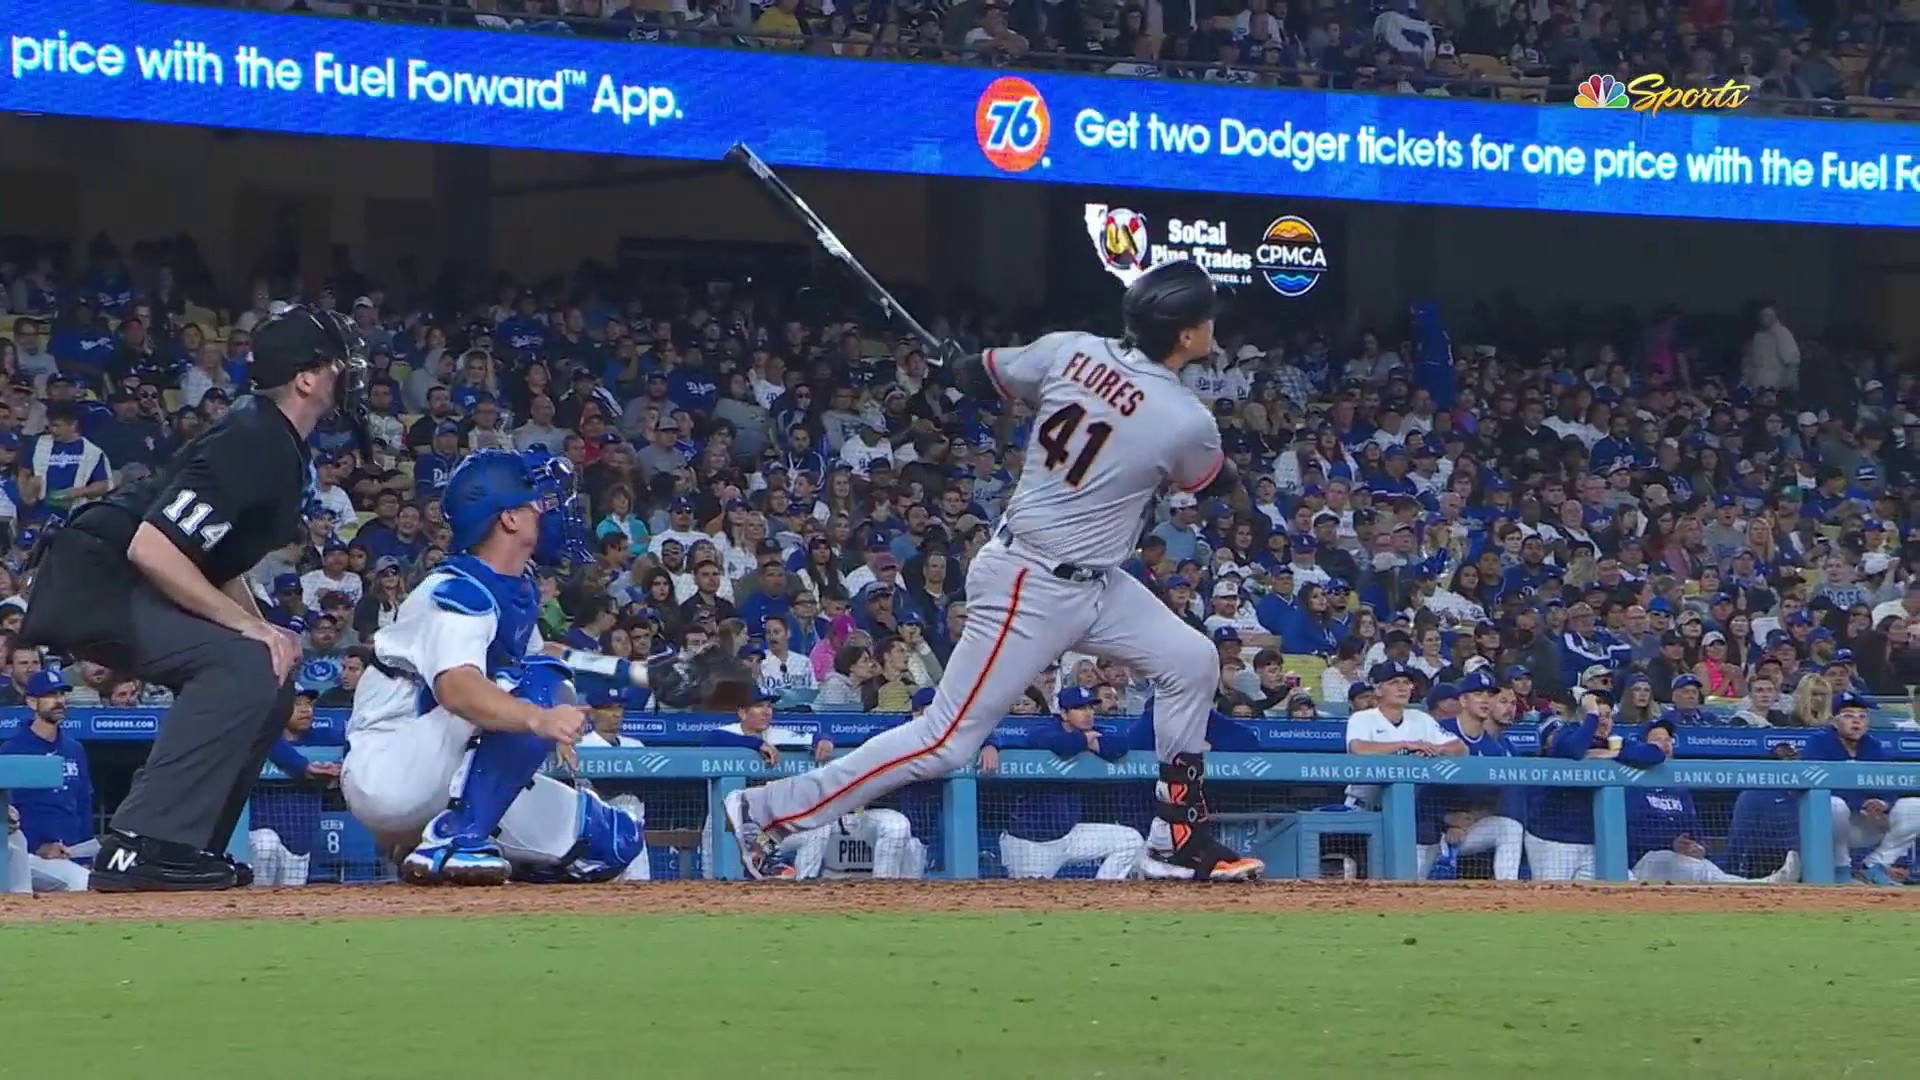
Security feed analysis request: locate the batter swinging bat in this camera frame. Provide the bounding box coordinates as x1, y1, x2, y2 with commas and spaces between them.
722, 142, 945, 363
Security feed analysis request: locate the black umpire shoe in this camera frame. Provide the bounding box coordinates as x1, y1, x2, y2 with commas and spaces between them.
89, 831, 239, 892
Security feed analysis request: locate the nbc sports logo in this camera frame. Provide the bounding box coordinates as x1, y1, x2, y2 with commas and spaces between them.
974, 76, 1051, 173
1803, 766, 1830, 788
1428, 759, 1463, 782
1574, 74, 1629, 109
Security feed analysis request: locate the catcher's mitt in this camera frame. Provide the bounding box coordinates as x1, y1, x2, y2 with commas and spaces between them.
646, 643, 760, 710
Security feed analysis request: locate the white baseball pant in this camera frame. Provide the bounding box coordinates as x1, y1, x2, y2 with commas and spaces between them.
1838, 796, 1920, 873
1000, 824, 1146, 880
1416, 815, 1525, 880
1631, 848, 1800, 884
341, 704, 649, 881
783, 809, 926, 879
741, 538, 1217, 835
1523, 833, 1595, 881
248, 828, 313, 888
3, 826, 24, 895
3, 828, 88, 892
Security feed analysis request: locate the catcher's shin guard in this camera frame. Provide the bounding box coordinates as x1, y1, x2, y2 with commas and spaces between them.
1145, 753, 1264, 882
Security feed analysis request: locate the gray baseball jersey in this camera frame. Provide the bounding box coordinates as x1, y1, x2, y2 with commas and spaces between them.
986, 332, 1224, 568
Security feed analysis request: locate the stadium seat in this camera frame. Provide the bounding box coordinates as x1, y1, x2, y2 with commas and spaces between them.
1284, 654, 1329, 695
1458, 53, 1511, 78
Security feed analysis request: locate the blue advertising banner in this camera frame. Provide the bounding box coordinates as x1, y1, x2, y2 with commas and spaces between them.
9, 707, 1920, 759
253, 746, 1920, 791
0, 0, 1914, 226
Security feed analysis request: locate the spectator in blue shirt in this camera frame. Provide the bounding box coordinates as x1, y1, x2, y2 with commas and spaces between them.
0, 669, 92, 892
415, 423, 465, 498
1658, 673, 1719, 726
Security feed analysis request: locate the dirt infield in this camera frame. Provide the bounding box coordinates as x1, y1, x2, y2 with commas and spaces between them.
2, 879, 1917, 924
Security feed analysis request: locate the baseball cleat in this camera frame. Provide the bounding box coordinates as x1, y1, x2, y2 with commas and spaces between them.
1863, 862, 1896, 887
722, 789, 779, 881
400, 813, 513, 886
1142, 849, 1264, 882
400, 840, 513, 886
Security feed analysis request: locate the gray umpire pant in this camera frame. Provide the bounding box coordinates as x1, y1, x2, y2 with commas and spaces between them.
108, 583, 295, 852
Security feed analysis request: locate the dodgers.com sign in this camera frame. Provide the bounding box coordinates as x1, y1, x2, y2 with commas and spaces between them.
1, 0, 1915, 227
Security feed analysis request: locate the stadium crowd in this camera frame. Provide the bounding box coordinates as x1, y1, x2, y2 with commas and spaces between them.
0, 232, 1911, 735
205, 0, 1920, 111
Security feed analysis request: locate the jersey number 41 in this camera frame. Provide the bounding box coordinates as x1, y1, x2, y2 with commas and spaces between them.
1036, 404, 1112, 488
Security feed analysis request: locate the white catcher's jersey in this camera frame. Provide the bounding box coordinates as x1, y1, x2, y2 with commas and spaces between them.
347, 568, 545, 739
986, 331, 1224, 568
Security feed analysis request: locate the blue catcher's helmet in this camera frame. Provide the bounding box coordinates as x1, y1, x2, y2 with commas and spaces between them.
443, 449, 591, 567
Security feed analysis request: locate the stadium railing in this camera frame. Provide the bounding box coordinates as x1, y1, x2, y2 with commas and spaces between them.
238, 746, 1920, 886
0, 755, 70, 887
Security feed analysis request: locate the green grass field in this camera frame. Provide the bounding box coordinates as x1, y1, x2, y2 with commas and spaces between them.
4, 912, 1913, 1078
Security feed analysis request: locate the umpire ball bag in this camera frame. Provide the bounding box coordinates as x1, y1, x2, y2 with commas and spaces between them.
21, 489, 157, 671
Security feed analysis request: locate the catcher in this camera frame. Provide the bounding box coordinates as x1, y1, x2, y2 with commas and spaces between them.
338, 448, 753, 886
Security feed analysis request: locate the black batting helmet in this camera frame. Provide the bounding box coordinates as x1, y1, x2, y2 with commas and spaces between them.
1122, 261, 1216, 362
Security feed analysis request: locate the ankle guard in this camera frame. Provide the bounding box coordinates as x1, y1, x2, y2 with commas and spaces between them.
1154, 753, 1239, 880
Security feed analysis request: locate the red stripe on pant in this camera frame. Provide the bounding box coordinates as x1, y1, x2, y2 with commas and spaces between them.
766, 567, 1029, 832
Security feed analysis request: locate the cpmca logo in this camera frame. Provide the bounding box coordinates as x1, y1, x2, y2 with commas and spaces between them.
975, 76, 1050, 173
1575, 74, 1629, 109
1254, 216, 1328, 298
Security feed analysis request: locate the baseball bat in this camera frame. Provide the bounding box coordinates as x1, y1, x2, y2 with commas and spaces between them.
722, 142, 944, 361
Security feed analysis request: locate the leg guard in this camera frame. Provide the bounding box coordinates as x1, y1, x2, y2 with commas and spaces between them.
403, 659, 574, 887
1144, 753, 1263, 882
502, 779, 648, 884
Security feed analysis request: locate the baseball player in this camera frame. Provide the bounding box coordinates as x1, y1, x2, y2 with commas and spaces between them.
1619, 718, 1800, 885
1805, 691, 1920, 885
0, 669, 92, 892
724, 262, 1262, 881
1000, 686, 1148, 880
1526, 691, 1618, 881
784, 687, 944, 879
1419, 671, 1524, 880
340, 448, 725, 886
1344, 660, 1464, 812
246, 687, 338, 888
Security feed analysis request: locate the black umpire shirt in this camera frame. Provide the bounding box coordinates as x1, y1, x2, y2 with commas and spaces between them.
103, 396, 311, 588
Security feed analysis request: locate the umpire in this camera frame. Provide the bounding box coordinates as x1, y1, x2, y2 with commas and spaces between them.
22, 305, 366, 892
